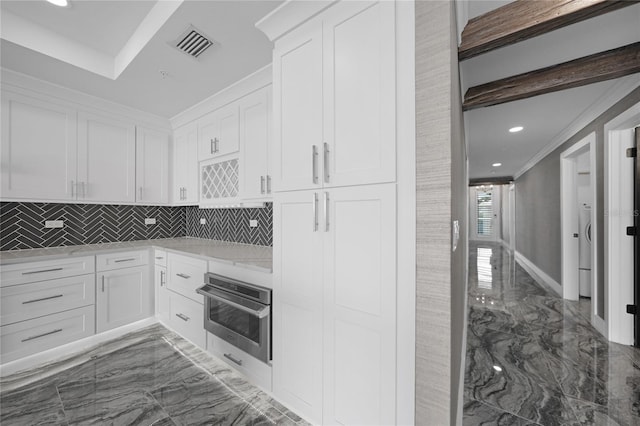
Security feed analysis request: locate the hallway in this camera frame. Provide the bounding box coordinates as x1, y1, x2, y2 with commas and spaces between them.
463, 242, 640, 425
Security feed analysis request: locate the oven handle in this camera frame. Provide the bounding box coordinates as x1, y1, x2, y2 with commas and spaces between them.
197, 287, 270, 319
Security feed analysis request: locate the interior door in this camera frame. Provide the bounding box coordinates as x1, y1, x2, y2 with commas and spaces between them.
471, 186, 500, 241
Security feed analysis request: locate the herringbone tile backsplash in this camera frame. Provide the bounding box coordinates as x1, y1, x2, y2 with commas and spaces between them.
0, 202, 273, 251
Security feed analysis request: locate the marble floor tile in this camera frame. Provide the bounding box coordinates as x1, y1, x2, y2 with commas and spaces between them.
1, 323, 306, 426
464, 242, 640, 426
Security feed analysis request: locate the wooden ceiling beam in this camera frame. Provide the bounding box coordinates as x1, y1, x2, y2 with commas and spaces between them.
463, 42, 640, 111
459, 0, 637, 61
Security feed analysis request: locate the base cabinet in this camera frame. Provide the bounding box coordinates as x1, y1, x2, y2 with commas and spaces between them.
96, 266, 151, 333
166, 290, 205, 348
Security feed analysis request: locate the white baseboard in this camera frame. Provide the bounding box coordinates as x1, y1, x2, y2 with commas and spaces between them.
514, 251, 562, 297
0, 317, 158, 378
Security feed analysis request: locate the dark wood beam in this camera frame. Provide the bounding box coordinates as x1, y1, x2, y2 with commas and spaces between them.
463, 42, 640, 111
459, 0, 637, 61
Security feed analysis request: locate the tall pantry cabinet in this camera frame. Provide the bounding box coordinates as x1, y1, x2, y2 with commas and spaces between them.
264, 1, 398, 424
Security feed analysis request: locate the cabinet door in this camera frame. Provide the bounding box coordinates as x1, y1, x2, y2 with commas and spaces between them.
197, 111, 218, 161
173, 122, 198, 204
1, 91, 77, 201
155, 265, 170, 322
272, 190, 323, 424
136, 127, 169, 204
322, 183, 396, 425
272, 17, 323, 192
322, 1, 396, 188
216, 103, 240, 157
240, 87, 271, 200
78, 112, 136, 203
96, 266, 151, 333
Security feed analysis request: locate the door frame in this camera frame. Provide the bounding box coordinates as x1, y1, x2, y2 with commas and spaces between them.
604, 101, 640, 345
561, 133, 596, 303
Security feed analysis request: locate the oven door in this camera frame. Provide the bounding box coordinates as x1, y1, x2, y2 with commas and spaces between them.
197, 284, 271, 363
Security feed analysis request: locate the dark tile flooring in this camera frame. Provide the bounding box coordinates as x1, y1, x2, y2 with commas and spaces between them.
0, 325, 306, 426
464, 242, 640, 426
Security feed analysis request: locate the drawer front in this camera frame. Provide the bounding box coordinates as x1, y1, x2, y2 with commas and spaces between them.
96, 250, 149, 272
153, 250, 167, 267
207, 332, 272, 392
1, 274, 95, 326
0, 256, 95, 288
168, 291, 205, 348
0, 305, 95, 364
167, 254, 207, 304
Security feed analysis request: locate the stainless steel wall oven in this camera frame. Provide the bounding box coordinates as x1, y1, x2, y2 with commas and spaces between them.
197, 273, 271, 363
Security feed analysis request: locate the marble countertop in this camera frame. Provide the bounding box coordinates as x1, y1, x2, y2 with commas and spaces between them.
0, 238, 273, 273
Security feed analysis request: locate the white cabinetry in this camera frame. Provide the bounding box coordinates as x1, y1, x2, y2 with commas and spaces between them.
172, 123, 198, 204
272, 1, 395, 192
154, 250, 170, 322
96, 251, 151, 333
240, 86, 272, 200
136, 127, 170, 205
78, 112, 136, 203
0, 256, 96, 363
1, 91, 78, 201
199, 157, 240, 207
197, 103, 240, 161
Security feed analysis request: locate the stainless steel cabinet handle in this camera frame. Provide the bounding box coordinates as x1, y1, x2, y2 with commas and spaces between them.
102, 276, 105, 292
210, 138, 215, 154
21, 328, 63, 343
260, 176, 265, 194
22, 267, 64, 275
266, 175, 272, 194
176, 313, 189, 322
160, 270, 165, 286
323, 143, 330, 183
71, 180, 76, 198
176, 273, 191, 279
324, 192, 330, 232
224, 353, 243, 366
312, 145, 319, 184
183, 187, 187, 200
139, 187, 143, 200
155, 256, 164, 260
312, 193, 318, 232
114, 258, 136, 263
22, 294, 63, 304
81, 181, 86, 198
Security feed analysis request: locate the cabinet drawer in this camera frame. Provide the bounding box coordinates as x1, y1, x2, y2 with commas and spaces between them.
96, 250, 148, 272
153, 250, 167, 267
0, 256, 95, 288
207, 332, 272, 392
0, 305, 95, 364
1, 274, 95, 326
167, 291, 205, 348
167, 254, 207, 304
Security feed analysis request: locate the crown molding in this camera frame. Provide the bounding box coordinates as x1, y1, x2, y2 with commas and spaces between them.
170, 64, 272, 130
255, 0, 334, 41
0, 68, 171, 130
513, 75, 640, 180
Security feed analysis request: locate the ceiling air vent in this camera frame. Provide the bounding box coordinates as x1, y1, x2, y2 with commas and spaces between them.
172, 25, 217, 59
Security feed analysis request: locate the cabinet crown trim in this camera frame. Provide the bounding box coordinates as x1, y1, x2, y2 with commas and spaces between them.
254, 0, 334, 41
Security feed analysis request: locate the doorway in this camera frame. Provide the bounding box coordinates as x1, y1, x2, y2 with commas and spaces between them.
470, 185, 501, 242
604, 102, 639, 346
561, 133, 596, 311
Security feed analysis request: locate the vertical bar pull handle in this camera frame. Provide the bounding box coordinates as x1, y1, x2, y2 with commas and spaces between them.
139, 187, 143, 200
260, 176, 265, 194
324, 192, 329, 232
267, 175, 272, 194
323, 143, 330, 183
71, 181, 75, 198
81, 182, 86, 198
160, 270, 165, 286
312, 193, 318, 232
214, 138, 219, 153
210, 138, 215, 154
101, 276, 105, 292
312, 145, 319, 184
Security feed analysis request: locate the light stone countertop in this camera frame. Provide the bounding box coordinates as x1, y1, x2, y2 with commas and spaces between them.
0, 238, 273, 273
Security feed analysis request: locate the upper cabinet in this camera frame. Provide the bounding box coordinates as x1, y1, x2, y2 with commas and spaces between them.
197, 103, 240, 162
1, 91, 78, 201
136, 127, 170, 205
272, 1, 396, 192
173, 122, 198, 205
78, 112, 136, 203
240, 86, 272, 200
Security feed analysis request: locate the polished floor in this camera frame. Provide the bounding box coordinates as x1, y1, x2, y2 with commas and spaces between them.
0, 324, 306, 426
464, 242, 640, 426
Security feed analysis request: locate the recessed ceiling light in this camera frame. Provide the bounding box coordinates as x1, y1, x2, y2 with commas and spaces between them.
493, 365, 503, 372
492, 162, 502, 167
509, 126, 523, 133
46, 0, 68, 6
